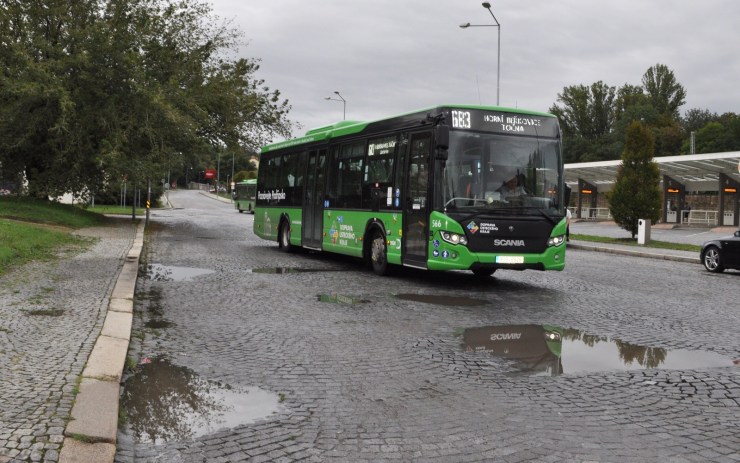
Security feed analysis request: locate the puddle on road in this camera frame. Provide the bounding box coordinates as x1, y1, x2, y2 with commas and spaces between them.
461, 324, 736, 376
249, 267, 339, 274
396, 293, 487, 307
121, 358, 284, 444
147, 264, 214, 282
317, 293, 370, 304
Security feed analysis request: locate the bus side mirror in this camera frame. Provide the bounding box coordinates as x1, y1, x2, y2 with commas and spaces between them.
434, 125, 449, 160
434, 125, 449, 150
564, 185, 572, 210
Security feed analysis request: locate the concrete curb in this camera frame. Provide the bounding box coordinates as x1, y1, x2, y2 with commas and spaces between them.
567, 242, 701, 264
59, 220, 145, 463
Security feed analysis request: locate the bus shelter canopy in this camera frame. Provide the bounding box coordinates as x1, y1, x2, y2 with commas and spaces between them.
565, 151, 740, 193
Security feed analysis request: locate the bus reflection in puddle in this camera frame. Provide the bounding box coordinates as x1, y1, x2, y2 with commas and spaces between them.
462, 325, 735, 376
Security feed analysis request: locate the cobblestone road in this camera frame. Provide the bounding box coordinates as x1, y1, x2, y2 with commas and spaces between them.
117, 190, 740, 462
0, 218, 137, 463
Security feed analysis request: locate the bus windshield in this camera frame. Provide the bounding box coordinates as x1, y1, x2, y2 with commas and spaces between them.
437, 131, 562, 215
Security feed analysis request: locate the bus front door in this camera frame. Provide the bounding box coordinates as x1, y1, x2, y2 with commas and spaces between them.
302, 149, 326, 249
403, 132, 431, 267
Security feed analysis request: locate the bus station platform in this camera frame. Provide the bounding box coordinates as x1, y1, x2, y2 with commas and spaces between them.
568, 220, 739, 264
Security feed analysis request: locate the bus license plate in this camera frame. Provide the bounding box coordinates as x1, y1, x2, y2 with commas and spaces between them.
496, 256, 524, 264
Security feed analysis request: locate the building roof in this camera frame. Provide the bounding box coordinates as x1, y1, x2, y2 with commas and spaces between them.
564, 151, 740, 192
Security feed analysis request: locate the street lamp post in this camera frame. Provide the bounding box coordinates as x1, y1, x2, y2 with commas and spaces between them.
460, 2, 501, 106
324, 91, 346, 120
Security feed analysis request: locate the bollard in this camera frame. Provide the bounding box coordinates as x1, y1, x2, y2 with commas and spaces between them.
637, 219, 651, 245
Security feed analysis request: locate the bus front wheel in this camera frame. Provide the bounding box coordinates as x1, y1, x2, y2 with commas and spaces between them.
278, 220, 292, 252
369, 231, 389, 276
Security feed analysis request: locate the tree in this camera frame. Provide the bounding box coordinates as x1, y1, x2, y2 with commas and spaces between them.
641, 64, 686, 119
549, 81, 616, 162
549, 81, 616, 141
682, 108, 718, 134
0, 0, 293, 201
607, 121, 662, 238
614, 84, 646, 121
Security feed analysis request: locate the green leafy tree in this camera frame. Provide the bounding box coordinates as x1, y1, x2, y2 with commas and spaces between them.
682, 108, 718, 135
614, 84, 646, 121
0, 0, 292, 201
641, 63, 686, 119
607, 121, 662, 238
549, 81, 616, 162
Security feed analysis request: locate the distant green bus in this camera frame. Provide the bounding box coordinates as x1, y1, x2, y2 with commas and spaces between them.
254, 104, 567, 277
233, 179, 256, 213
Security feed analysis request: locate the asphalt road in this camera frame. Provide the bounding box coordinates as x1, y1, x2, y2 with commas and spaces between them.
115, 189, 740, 463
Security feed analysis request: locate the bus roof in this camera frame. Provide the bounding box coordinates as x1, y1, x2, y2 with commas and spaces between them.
260, 104, 556, 154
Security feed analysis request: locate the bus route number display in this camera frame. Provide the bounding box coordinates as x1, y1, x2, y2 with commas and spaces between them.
451, 110, 472, 129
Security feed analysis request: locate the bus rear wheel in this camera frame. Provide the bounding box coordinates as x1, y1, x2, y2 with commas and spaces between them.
278, 220, 292, 252
369, 231, 389, 276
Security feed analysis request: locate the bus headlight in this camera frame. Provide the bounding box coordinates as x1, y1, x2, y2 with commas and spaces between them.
440, 231, 468, 246
548, 235, 565, 247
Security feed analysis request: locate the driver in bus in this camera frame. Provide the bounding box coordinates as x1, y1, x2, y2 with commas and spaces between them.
498, 173, 528, 199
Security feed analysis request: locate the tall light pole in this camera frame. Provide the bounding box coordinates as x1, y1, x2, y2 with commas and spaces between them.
460, 2, 501, 106
324, 91, 346, 120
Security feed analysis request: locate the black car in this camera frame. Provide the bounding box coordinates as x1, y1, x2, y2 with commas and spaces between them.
700, 230, 740, 273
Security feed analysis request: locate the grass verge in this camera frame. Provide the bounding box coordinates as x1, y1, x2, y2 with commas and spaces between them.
0, 219, 86, 276
571, 233, 701, 252
0, 197, 104, 228
0, 197, 105, 276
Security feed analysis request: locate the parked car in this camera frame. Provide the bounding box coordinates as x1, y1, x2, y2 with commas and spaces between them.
700, 230, 740, 273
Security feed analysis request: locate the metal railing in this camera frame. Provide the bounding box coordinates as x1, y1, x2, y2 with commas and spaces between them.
577, 207, 612, 220
686, 210, 718, 226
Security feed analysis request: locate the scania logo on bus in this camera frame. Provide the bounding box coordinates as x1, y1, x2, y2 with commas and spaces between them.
490, 332, 522, 341
493, 239, 525, 247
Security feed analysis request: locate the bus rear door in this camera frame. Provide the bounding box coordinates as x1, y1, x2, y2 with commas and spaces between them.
302, 149, 327, 249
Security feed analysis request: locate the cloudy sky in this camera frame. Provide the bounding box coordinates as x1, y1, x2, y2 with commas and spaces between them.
208, 0, 740, 141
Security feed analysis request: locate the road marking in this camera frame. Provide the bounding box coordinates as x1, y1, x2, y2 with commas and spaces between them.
686, 231, 710, 237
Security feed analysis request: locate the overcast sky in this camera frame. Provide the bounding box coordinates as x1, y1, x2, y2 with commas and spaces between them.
208, 0, 740, 141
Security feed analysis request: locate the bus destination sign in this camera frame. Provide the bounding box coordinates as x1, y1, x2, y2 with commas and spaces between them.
448, 109, 558, 137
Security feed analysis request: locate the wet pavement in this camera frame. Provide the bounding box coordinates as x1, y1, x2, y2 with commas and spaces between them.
2, 191, 739, 462
113, 190, 740, 462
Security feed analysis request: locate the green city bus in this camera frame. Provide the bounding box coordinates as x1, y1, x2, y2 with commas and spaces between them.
233, 179, 257, 213
254, 105, 567, 276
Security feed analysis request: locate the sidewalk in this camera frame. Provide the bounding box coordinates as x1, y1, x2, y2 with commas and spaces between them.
0, 217, 143, 463
567, 240, 700, 264
58, 220, 145, 462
